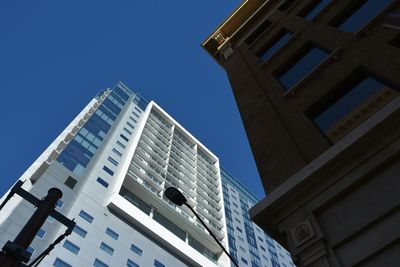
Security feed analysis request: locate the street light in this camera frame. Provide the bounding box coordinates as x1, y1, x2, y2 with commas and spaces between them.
164, 187, 239, 267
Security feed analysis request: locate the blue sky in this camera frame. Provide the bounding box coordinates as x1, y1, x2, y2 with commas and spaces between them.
0, 1, 265, 199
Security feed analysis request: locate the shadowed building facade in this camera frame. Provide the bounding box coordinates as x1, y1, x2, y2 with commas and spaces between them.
203, 0, 400, 266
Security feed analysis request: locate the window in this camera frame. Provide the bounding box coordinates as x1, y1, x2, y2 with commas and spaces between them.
134, 107, 142, 114
108, 156, 119, 166
27, 246, 35, 255
94, 259, 109, 267
310, 75, 397, 134
241, 257, 248, 265
127, 259, 140, 267
73, 225, 87, 238
53, 258, 72, 267
97, 177, 109, 188
120, 134, 129, 142
105, 228, 119, 240
236, 227, 243, 233
36, 229, 46, 239
116, 141, 126, 149
260, 245, 266, 251
246, 20, 272, 45
100, 242, 114, 256
47, 216, 55, 223
103, 166, 114, 176
123, 127, 132, 135
299, 0, 330, 19
131, 244, 143, 256
112, 148, 122, 157
126, 121, 135, 129
63, 240, 80, 255
154, 260, 165, 267
277, 45, 329, 90
335, 0, 393, 33
258, 30, 292, 62
79, 210, 94, 223
64, 176, 77, 189
56, 200, 64, 208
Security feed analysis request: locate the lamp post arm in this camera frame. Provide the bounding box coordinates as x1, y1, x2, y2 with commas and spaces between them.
184, 203, 239, 267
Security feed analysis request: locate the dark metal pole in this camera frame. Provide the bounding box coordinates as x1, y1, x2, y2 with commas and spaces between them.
184, 203, 240, 267
0, 188, 62, 267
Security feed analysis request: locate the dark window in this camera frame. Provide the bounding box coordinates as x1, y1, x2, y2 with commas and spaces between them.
36, 229, 46, 239
127, 259, 139, 267
105, 228, 119, 240
97, 177, 109, 188
79, 210, 94, 223
241, 257, 248, 265
154, 260, 165, 267
258, 30, 292, 62
310, 75, 398, 133
63, 240, 80, 255
112, 148, 122, 157
94, 259, 109, 267
53, 258, 72, 267
299, 0, 330, 19
246, 20, 272, 44
103, 166, 114, 176
108, 156, 118, 166
277, 45, 329, 90
100, 242, 114, 256
73, 225, 87, 238
120, 134, 129, 142
334, 0, 393, 32
278, 0, 295, 11
131, 244, 143, 256
64, 176, 77, 189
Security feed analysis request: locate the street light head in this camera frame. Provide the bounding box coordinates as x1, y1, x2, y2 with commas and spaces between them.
164, 187, 187, 206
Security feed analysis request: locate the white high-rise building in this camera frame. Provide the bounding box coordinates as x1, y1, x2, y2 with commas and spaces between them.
0, 82, 230, 267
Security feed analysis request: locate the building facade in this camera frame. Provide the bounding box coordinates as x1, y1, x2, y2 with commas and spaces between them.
203, 0, 400, 266
0, 82, 230, 267
221, 167, 294, 267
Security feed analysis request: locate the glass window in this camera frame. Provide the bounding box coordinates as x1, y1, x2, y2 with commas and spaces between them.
112, 148, 122, 157
299, 0, 330, 19
258, 30, 292, 62
127, 259, 140, 267
64, 176, 77, 189
53, 258, 72, 267
336, 0, 393, 32
241, 257, 248, 265
126, 121, 135, 129
131, 244, 143, 256
100, 242, 114, 256
116, 141, 126, 149
79, 210, 94, 223
120, 134, 129, 142
312, 76, 395, 131
63, 240, 80, 255
105, 228, 119, 240
123, 127, 132, 135
56, 200, 64, 208
154, 260, 165, 267
107, 156, 118, 166
36, 229, 46, 239
47, 216, 55, 223
27, 246, 35, 255
94, 259, 109, 267
277, 45, 329, 90
97, 177, 109, 188
73, 225, 87, 238
236, 227, 243, 233
103, 166, 114, 176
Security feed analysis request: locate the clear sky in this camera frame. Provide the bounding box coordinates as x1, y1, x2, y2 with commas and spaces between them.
0, 1, 266, 199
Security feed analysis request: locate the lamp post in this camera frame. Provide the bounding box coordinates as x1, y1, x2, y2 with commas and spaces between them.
164, 187, 239, 267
